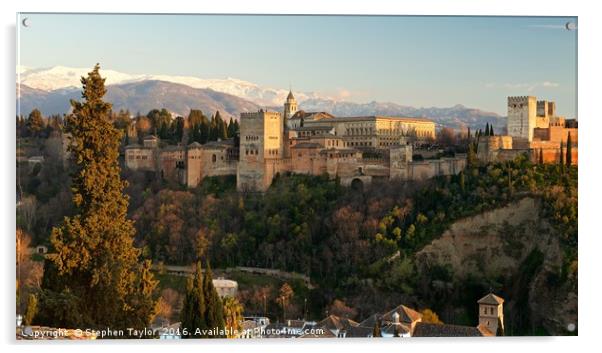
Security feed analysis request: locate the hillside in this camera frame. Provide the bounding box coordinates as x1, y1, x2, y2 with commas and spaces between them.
416, 197, 577, 335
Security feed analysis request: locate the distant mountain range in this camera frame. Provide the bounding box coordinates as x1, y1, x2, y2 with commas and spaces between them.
17, 80, 260, 120
17, 66, 507, 131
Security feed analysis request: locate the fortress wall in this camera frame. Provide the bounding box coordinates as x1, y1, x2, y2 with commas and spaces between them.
407, 157, 466, 181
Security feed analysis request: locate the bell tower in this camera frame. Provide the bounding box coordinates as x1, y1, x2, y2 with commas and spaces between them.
283, 90, 298, 123
478, 293, 504, 335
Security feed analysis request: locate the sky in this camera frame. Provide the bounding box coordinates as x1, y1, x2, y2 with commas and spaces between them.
18, 14, 577, 116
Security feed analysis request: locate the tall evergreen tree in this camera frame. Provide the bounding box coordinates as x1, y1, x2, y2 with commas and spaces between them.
485, 123, 490, 136
467, 143, 477, 167
181, 261, 207, 338
566, 132, 573, 166
209, 115, 219, 142
37, 64, 157, 331
559, 140, 565, 167
214, 111, 228, 140
539, 148, 544, 164
203, 261, 225, 337
27, 109, 45, 137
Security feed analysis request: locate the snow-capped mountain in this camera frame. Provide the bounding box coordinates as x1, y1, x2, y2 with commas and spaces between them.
17, 66, 506, 131
18, 66, 319, 106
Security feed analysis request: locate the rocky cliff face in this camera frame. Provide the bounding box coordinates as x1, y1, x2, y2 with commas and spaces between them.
415, 197, 577, 335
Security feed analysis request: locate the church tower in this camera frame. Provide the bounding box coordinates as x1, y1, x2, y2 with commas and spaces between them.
283, 90, 298, 123
478, 293, 505, 335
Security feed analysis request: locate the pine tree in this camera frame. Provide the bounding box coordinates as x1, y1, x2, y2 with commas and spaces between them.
27, 109, 45, 137
566, 132, 573, 166
181, 261, 207, 338
203, 261, 225, 337
37, 64, 157, 331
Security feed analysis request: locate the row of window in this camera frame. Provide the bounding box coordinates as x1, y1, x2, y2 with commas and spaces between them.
245, 135, 260, 141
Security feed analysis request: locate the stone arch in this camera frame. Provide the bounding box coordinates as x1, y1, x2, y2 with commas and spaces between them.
351, 178, 364, 191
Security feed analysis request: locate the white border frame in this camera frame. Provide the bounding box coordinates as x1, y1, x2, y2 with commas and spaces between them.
2, 1, 599, 353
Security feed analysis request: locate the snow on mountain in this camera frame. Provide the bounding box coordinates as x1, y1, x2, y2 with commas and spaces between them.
17, 66, 506, 131
18, 66, 318, 106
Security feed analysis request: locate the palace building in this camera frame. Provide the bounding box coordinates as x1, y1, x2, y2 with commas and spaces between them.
125, 91, 464, 191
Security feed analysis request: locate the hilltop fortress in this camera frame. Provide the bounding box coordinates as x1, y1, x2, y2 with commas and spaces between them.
478, 96, 578, 164
125, 91, 466, 191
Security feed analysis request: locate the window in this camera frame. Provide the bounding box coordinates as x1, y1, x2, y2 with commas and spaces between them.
212, 154, 217, 163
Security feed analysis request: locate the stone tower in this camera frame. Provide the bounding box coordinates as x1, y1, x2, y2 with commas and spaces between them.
236, 110, 284, 192
478, 293, 504, 335
507, 96, 537, 143
283, 90, 298, 123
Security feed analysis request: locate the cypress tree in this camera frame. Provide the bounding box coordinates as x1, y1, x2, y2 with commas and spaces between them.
559, 140, 565, 166
203, 261, 225, 337
467, 143, 477, 167
37, 64, 157, 331
566, 132, 573, 166
181, 261, 207, 338
200, 116, 210, 144
485, 123, 490, 136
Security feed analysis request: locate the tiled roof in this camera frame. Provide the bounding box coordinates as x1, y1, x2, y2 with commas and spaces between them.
478, 293, 504, 305
412, 322, 491, 337
381, 304, 423, 324
381, 323, 411, 336
290, 111, 335, 120
346, 325, 374, 338
285, 319, 307, 329
316, 315, 359, 332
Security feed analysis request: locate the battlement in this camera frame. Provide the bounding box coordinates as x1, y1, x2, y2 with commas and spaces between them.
508, 96, 536, 104
240, 110, 281, 120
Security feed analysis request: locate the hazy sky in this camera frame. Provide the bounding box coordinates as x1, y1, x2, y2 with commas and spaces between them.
18, 14, 577, 116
